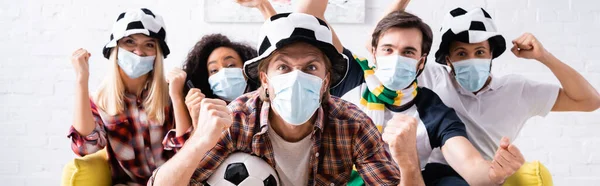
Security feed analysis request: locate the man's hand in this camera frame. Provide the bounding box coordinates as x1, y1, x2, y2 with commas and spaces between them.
166, 68, 187, 100
511, 33, 551, 62
488, 137, 525, 184
189, 99, 232, 148
382, 114, 420, 168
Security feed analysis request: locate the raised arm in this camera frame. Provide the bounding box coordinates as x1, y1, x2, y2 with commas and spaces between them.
166, 68, 192, 137
511, 33, 600, 112
236, 0, 277, 20
71, 48, 96, 136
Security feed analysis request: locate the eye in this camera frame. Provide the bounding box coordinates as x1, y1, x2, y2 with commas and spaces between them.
403, 50, 415, 56
226, 63, 236, 68
146, 42, 155, 48
476, 50, 486, 55
306, 64, 317, 71
381, 48, 392, 53
457, 51, 467, 57
209, 69, 219, 74
276, 64, 289, 71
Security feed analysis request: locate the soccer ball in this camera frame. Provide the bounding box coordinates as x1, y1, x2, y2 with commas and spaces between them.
205, 152, 279, 186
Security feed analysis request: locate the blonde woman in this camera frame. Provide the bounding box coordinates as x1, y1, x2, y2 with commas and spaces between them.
67, 8, 190, 185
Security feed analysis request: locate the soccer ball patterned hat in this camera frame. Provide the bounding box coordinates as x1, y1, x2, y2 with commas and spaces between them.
243, 12, 348, 88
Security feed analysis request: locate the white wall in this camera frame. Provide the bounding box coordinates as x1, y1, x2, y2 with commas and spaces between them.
1, 0, 599, 185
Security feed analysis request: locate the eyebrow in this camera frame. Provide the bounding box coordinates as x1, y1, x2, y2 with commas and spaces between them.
224, 56, 235, 60
475, 46, 487, 50
380, 44, 396, 48
207, 60, 217, 66
453, 47, 467, 52
403, 46, 418, 51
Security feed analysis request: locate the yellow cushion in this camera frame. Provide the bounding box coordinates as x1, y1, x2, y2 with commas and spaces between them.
503, 161, 553, 186
61, 149, 112, 186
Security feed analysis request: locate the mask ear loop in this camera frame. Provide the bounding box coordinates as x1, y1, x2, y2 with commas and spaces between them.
415, 55, 427, 77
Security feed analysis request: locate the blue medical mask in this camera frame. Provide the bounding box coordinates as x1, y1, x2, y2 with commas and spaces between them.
374, 55, 419, 90
452, 58, 492, 92
208, 68, 247, 102
117, 47, 156, 79
268, 70, 323, 125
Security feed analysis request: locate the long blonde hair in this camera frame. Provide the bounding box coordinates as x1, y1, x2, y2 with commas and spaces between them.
95, 45, 169, 123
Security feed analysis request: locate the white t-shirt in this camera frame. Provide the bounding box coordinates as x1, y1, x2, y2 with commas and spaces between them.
268, 126, 311, 186
418, 62, 560, 161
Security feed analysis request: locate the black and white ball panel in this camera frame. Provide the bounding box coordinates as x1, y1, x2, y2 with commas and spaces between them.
206, 152, 279, 186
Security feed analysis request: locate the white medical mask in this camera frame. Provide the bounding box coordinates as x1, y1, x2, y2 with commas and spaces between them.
208, 68, 247, 102
268, 70, 323, 125
374, 55, 419, 90
451, 58, 492, 92
117, 47, 156, 79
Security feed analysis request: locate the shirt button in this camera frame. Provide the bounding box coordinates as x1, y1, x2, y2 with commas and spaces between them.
315, 152, 319, 157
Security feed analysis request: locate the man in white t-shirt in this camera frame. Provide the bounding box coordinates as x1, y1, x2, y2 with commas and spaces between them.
418, 7, 600, 181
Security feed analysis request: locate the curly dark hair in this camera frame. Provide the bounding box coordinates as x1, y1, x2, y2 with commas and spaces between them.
182, 34, 258, 99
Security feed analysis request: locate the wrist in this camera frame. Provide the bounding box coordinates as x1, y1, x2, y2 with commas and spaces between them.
394, 153, 420, 170
537, 51, 555, 64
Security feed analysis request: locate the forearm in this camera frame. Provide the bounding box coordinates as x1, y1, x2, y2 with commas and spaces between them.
151, 139, 211, 186
73, 80, 96, 136
443, 137, 499, 186
257, 1, 276, 20
295, 0, 343, 53
394, 155, 425, 186
171, 96, 192, 137
383, 0, 411, 17
541, 53, 600, 103
398, 164, 425, 186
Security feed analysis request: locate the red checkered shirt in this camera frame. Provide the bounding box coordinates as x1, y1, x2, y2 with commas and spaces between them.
149, 91, 400, 186
68, 93, 178, 185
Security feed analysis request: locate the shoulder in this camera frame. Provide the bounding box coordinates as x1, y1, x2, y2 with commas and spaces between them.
228, 90, 261, 115
326, 96, 374, 129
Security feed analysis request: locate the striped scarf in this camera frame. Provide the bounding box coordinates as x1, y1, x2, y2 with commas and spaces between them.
348, 55, 419, 186
354, 55, 418, 131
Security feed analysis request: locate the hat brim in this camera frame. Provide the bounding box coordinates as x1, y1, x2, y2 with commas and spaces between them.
243, 36, 348, 89
102, 34, 170, 59
435, 30, 506, 64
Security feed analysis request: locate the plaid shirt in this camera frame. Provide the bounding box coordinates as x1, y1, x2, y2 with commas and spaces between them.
149, 91, 400, 186
68, 92, 176, 185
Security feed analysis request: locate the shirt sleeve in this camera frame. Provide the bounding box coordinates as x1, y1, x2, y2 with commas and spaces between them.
66, 98, 108, 156
329, 48, 365, 97
418, 88, 468, 148
520, 76, 560, 117
417, 61, 447, 89
353, 114, 401, 185
162, 128, 192, 152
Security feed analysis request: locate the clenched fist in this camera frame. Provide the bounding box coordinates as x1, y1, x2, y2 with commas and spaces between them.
166, 68, 187, 100
185, 88, 205, 130
511, 33, 551, 62
488, 137, 525, 184
382, 114, 420, 166
70, 48, 91, 82
191, 99, 232, 148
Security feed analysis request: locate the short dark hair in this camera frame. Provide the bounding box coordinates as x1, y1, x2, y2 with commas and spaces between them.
371, 11, 433, 56
182, 34, 258, 98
